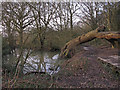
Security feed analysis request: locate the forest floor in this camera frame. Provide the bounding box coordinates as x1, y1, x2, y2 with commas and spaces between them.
54, 45, 120, 88
2, 45, 120, 88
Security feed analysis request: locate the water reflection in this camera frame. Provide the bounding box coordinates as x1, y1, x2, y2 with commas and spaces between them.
22, 51, 60, 75
3, 49, 61, 75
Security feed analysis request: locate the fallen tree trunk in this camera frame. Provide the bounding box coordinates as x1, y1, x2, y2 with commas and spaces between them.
60, 26, 120, 58
96, 32, 120, 48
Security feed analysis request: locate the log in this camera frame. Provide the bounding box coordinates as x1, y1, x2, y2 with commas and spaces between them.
60, 26, 120, 58
96, 32, 120, 48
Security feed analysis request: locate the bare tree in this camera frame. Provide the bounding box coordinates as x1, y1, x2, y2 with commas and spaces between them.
103, 2, 120, 31
2, 2, 16, 53
30, 2, 57, 49
2, 2, 34, 75
53, 2, 80, 30
11, 2, 33, 48
77, 2, 103, 30
67, 2, 80, 30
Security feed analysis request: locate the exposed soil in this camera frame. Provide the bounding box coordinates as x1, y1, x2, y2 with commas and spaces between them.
55, 45, 120, 88
2, 45, 120, 88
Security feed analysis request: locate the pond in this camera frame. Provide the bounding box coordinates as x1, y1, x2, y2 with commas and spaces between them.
3, 49, 64, 75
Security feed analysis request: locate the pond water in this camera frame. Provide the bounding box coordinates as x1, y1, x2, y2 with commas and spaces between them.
3, 49, 63, 75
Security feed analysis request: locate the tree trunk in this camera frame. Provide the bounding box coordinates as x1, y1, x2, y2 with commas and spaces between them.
60, 26, 120, 58
40, 39, 44, 49
70, 14, 73, 30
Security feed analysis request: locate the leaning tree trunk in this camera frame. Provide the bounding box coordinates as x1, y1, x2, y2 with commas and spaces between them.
60, 25, 120, 58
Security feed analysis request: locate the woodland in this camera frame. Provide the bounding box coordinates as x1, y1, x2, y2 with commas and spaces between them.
1, 1, 120, 88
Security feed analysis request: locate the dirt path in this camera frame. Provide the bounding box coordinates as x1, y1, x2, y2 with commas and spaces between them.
55, 46, 119, 88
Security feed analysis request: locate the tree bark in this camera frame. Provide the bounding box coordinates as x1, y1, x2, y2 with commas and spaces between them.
60, 26, 120, 58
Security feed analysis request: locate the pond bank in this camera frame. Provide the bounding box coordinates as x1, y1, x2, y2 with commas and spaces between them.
54, 46, 119, 88
2, 49, 64, 75
2, 46, 119, 88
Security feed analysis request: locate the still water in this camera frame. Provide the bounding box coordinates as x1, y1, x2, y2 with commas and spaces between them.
3, 49, 63, 75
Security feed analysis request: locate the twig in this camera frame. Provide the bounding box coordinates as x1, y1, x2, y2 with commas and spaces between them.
10, 67, 20, 88
49, 83, 54, 88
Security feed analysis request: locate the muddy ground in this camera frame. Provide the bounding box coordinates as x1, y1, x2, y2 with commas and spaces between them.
54, 45, 120, 88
